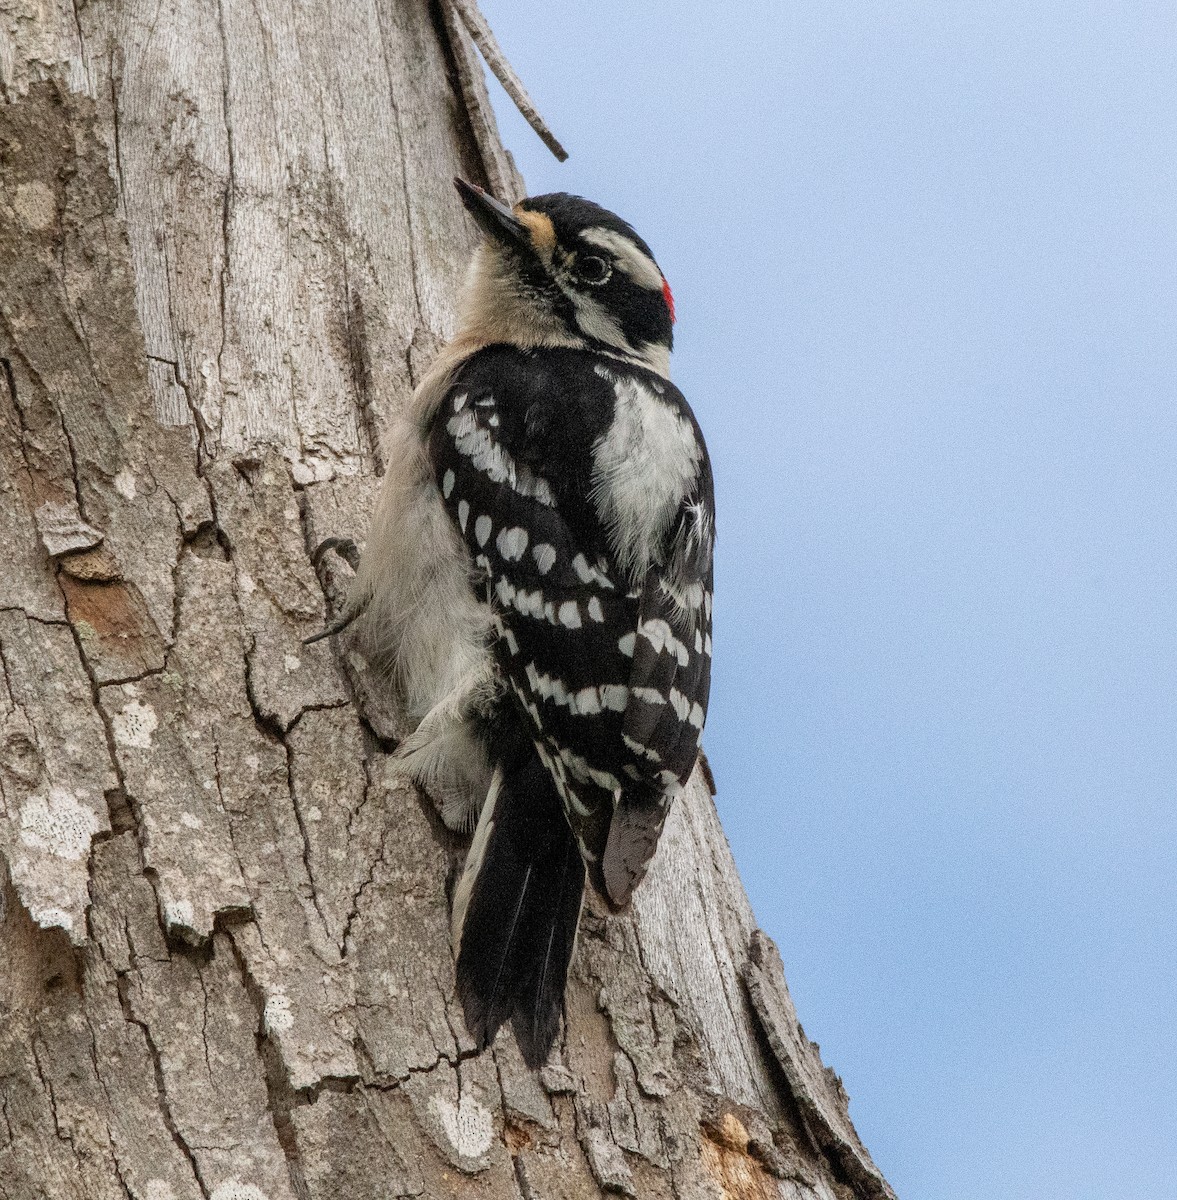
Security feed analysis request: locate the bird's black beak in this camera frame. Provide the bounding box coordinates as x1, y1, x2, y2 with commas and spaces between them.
454, 177, 530, 250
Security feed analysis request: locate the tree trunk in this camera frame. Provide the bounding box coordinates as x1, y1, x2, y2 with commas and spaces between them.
0, 2, 895, 1197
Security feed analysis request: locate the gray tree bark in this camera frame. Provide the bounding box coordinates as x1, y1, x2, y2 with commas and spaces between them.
0, 2, 896, 1197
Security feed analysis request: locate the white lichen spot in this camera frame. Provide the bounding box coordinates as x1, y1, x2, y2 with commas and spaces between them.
305, 805, 322, 822
210, 1183, 270, 1200
13, 181, 56, 230
29, 905, 74, 933
238, 572, 256, 596
283, 654, 301, 673
180, 811, 203, 829
263, 991, 294, 1034
112, 698, 158, 748
19, 789, 99, 860
430, 1092, 494, 1160
113, 467, 137, 500
289, 459, 315, 486
143, 1181, 177, 1200
163, 899, 195, 931
245, 754, 260, 772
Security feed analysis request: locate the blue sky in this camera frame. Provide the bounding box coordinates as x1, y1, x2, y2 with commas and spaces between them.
478, 2, 1177, 1196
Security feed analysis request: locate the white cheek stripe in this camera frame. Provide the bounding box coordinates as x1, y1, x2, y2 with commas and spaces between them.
568, 289, 630, 353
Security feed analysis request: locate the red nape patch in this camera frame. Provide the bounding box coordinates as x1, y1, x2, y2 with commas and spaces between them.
662, 276, 676, 324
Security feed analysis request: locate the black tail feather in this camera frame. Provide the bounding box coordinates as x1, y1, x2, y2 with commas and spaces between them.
511, 826, 584, 1067
454, 753, 585, 1068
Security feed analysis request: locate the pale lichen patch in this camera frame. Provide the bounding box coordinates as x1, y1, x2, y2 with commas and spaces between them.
430, 1091, 494, 1162
209, 1183, 270, 1200
18, 788, 100, 859
113, 466, 138, 499
263, 991, 294, 1033
112, 697, 158, 748
27, 904, 74, 934
163, 898, 195, 931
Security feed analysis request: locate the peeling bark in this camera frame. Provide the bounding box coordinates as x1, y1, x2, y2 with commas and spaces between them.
0, 2, 895, 1197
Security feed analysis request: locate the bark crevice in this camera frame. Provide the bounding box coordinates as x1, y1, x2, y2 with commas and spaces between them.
115, 976, 212, 1199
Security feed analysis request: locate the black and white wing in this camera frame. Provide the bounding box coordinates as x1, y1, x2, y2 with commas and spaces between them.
428, 348, 631, 896
429, 346, 714, 907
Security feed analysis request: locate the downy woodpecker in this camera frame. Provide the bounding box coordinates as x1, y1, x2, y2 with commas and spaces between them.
350, 179, 714, 1068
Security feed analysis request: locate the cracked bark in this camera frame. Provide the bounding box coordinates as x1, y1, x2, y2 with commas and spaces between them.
0, 2, 895, 1197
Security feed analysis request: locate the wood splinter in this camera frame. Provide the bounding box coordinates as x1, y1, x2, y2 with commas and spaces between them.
448, 0, 570, 163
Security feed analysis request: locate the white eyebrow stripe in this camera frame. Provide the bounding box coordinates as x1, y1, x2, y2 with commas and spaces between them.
580, 227, 665, 292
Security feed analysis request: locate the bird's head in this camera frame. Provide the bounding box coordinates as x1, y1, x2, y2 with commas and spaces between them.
453, 178, 675, 378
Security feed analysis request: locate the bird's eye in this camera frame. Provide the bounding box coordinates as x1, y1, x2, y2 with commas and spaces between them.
576, 255, 611, 285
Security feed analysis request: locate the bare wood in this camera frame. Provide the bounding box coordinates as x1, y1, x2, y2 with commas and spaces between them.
0, 2, 893, 1197
441, 0, 527, 204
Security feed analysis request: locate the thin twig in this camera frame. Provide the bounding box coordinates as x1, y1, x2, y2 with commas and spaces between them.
449, 0, 569, 162
441, 0, 525, 202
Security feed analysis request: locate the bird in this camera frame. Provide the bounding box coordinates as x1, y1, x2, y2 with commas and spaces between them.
346, 177, 714, 1068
